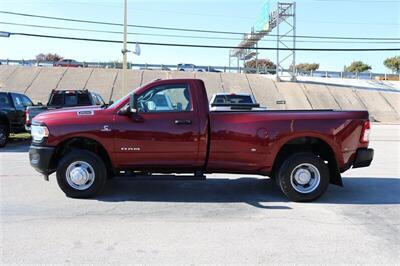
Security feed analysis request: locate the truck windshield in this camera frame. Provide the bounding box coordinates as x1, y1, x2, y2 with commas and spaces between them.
0, 93, 12, 107
49, 92, 92, 107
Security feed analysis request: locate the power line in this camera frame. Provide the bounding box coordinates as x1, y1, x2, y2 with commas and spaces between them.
1, 10, 400, 41
2, 21, 399, 44
0, 10, 243, 36
8, 32, 400, 51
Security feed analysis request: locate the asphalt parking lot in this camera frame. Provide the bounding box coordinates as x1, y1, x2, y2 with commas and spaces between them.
1, 124, 399, 264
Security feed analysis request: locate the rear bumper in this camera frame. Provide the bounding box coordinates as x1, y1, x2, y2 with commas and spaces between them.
29, 145, 56, 175
353, 148, 374, 168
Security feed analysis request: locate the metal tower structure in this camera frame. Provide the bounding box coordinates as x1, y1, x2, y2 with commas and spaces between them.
229, 28, 265, 73
273, 2, 296, 81
229, 1, 296, 81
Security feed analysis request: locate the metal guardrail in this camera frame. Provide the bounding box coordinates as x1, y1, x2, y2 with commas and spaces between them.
1, 59, 399, 80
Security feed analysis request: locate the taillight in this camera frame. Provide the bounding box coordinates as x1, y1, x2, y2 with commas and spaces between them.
25, 110, 30, 125
360, 120, 370, 143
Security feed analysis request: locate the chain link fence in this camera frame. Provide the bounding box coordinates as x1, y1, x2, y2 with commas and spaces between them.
1, 59, 399, 81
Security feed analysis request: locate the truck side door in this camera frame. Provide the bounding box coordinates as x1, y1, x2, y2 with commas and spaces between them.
0, 93, 16, 129
9, 93, 26, 131
113, 83, 204, 169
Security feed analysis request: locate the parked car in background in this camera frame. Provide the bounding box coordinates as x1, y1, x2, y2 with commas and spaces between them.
177, 63, 205, 72
25, 90, 105, 131
140, 66, 171, 71
207, 67, 222, 73
53, 59, 84, 67
29, 78, 373, 202
210, 92, 265, 111
0, 92, 34, 147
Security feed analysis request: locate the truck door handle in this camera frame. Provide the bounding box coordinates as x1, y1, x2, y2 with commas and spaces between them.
174, 119, 192, 125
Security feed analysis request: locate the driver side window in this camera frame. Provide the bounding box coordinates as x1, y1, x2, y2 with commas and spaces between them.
137, 84, 191, 113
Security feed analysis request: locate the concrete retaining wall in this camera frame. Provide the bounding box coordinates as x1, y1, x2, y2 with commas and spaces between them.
85, 68, 118, 102
0, 66, 399, 123
194, 72, 223, 100
56, 68, 93, 90
0, 65, 18, 84
221, 72, 251, 94
247, 74, 285, 110
111, 69, 142, 101
302, 83, 340, 109
2, 67, 41, 94
26, 67, 67, 103
355, 90, 399, 122
326, 85, 366, 110
274, 82, 311, 110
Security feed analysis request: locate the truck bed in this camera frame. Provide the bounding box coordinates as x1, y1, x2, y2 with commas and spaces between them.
207, 109, 369, 173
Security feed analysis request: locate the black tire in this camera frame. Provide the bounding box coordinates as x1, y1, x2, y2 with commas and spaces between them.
0, 125, 9, 148
56, 149, 107, 198
276, 152, 329, 202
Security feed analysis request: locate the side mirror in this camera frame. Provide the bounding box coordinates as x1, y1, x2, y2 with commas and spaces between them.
109, 100, 114, 105
130, 93, 138, 114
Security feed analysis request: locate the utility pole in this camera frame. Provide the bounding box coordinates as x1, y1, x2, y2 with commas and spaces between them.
122, 0, 128, 96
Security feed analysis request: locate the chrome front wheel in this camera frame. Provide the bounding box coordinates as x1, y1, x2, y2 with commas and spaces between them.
65, 161, 96, 190
57, 150, 107, 198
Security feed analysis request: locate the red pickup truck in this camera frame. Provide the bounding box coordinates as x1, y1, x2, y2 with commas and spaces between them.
29, 79, 373, 202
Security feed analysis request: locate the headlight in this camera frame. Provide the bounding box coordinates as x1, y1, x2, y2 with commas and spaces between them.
31, 124, 49, 142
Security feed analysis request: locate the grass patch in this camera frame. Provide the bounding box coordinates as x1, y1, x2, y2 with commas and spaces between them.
10, 132, 31, 140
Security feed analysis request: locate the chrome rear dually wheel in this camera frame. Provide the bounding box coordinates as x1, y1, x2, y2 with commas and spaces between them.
277, 152, 329, 202
290, 163, 321, 194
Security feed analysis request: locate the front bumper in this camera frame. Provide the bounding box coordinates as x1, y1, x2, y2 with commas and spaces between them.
353, 148, 374, 168
29, 145, 56, 175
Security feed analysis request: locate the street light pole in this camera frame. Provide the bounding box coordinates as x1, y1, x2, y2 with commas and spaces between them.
122, 0, 128, 96
0, 31, 11, 38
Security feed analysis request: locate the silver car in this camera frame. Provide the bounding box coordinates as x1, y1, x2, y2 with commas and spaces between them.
177, 63, 205, 72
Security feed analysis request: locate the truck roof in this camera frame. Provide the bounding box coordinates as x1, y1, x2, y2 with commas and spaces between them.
51, 89, 89, 93
213, 92, 252, 96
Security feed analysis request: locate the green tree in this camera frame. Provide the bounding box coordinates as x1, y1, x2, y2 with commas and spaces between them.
296, 63, 319, 72
345, 61, 371, 73
35, 53, 63, 62
244, 59, 276, 73
383, 56, 400, 74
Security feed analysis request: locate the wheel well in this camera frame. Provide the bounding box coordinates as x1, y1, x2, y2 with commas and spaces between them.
272, 137, 342, 186
51, 137, 114, 176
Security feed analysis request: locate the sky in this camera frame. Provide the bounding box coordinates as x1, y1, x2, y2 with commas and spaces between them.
0, 0, 399, 73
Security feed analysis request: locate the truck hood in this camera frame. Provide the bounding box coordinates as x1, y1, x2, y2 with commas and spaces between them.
33, 105, 103, 124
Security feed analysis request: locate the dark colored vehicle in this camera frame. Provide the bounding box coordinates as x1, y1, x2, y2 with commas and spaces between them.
53, 59, 84, 67
210, 93, 265, 111
25, 90, 105, 131
0, 92, 34, 147
29, 79, 374, 201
